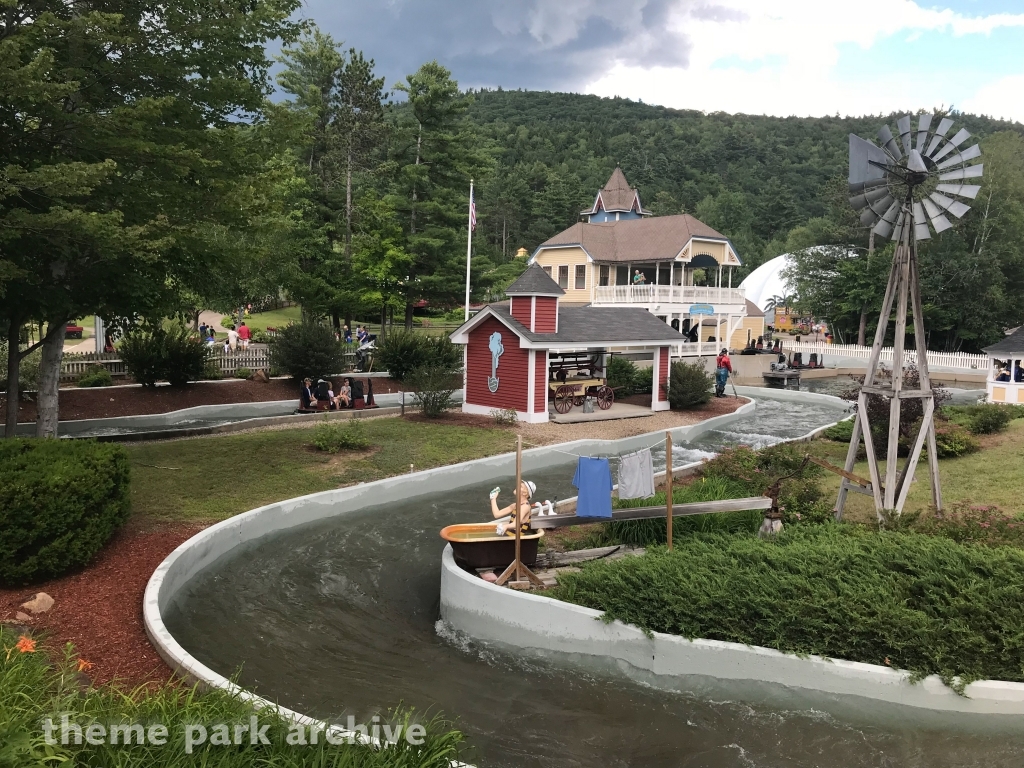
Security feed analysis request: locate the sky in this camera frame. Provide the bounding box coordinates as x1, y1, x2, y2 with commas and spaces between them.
297, 0, 1024, 122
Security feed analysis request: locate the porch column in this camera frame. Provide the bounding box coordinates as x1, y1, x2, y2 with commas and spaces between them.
652, 347, 670, 412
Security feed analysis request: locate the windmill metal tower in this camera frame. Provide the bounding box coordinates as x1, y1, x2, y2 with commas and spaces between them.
836, 114, 983, 518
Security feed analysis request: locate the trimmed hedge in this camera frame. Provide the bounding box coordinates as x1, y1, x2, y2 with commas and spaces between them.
0, 439, 130, 585
554, 525, 1024, 690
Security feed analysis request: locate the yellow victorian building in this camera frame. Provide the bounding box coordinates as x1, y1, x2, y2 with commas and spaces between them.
529, 168, 764, 354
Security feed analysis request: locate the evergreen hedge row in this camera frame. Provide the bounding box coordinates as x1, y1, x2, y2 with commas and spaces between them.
0, 439, 130, 585
554, 526, 1024, 689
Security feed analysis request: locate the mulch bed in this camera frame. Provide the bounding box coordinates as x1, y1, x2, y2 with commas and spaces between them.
2, 376, 402, 424
0, 522, 207, 689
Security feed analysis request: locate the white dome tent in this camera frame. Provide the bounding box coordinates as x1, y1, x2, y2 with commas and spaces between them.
738, 254, 795, 318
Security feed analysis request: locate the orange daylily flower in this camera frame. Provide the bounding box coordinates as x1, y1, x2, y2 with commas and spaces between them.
15, 636, 36, 653
77, 658, 94, 672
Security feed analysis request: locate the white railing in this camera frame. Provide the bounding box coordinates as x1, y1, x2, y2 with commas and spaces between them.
791, 342, 987, 371
672, 342, 722, 358
593, 285, 747, 307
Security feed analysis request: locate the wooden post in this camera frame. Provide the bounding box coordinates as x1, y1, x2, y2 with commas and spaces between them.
495, 434, 544, 588
665, 431, 673, 550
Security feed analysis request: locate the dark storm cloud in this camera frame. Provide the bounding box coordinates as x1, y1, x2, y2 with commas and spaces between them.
297, 0, 703, 91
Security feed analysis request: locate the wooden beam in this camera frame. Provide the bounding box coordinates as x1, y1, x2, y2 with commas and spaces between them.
806, 454, 875, 490
532, 497, 772, 529
665, 431, 673, 551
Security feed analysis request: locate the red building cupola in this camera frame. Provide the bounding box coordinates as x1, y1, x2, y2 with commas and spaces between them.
505, 263, 564, 334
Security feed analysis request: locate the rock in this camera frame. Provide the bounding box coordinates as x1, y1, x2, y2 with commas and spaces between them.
15, 612, 33, 622
252, 369, 270, 383
21, 592, 54, 614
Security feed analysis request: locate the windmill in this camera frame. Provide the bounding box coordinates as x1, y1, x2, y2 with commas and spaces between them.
836, 113, 983, 518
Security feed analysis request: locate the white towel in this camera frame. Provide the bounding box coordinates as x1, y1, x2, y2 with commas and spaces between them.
618, 448, 655, 500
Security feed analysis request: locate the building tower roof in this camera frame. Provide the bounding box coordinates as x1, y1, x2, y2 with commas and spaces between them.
505, 263, 565, 297
580, 167, 651, 219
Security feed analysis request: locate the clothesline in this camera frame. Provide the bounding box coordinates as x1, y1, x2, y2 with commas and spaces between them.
517, 435, 668, 460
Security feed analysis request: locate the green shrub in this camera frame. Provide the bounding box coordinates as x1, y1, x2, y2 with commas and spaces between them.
553, 525, 1024, 689
932, 423, 979, 458
234, 367, 252, 379
914, 502, 1024, 548
76, 364, 113, 388
0, 625, 465, 767
269, 322, 345, 381
118, 328, 165, 387
821, 418, 854, 442
408, 364, 461, 418
311, 419, 371, 452
118, 324, 210, 387
376, 332, 462, 382
667, 360, 713, 409
606, 356, 638, 397
631, 364, 653, 395
162, 323, 212, 387
0, 439, 130, 585
943, 403, 1014, 435
220, 315, 236, 330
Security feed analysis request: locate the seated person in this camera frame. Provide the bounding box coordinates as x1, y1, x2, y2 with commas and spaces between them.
336, 378, 352, 408
1015, 365, 1024, 383
489, 480, 537, 536
756, 336, 764, 350
300, 378, 317, 410
996, 367, 1011, 382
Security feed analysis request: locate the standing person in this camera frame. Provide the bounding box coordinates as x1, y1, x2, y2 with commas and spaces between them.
199, 322, 208, 340
237, 321, 251, 350
356, 325, 368, 344
715, 347, 732, 398
343, 325, 352, 344
226, 326, 239, 352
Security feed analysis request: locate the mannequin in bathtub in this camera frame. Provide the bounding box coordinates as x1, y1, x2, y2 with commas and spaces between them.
488, 481, 555, 535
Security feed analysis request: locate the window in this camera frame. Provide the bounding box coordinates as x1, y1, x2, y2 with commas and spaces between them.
575, 264, 586, 290
558, 265, 569, 289
542, 266, 552, 278
599, 265, 610, 286
616, 265, 629, 285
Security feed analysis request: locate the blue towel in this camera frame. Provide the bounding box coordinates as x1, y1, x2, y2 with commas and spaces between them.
573, 457, 613, 518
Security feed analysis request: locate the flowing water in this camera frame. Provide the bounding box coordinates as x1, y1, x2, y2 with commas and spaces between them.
164, 395, 1024, 767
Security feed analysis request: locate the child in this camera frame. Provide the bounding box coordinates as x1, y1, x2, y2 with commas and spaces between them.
337, 378, 352, 408
489, 480, 537, 536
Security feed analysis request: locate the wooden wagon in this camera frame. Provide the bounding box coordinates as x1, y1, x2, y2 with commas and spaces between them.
548, 377, 615, 414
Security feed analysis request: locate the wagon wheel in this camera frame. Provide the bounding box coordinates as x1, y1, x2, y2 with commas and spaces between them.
596, 385, 614, 410
573, 393, 586, 406
554, 385, 575, 414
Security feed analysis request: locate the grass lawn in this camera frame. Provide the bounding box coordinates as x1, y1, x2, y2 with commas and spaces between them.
239, 305, 301, 333
807, 418, 1024, 521
128, 416, 513, 522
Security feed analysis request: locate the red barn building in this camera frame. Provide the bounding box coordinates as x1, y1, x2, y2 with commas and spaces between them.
451, 264, 688, 423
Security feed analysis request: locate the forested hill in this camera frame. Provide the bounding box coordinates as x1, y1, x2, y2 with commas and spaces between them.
463, 89, 1024, 271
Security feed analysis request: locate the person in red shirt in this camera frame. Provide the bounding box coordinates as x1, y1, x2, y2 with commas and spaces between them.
237, 321, 252, 350
715, 347, 732, 397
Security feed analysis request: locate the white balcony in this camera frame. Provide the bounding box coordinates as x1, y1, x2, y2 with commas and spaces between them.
592, 285, 747, 308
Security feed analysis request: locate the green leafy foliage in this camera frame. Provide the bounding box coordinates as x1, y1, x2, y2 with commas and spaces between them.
821, 418, 854, 442
606, 356, 638, 397
490, 408, 517, 425
943, 403, 1015, 435
407, 364, 461, 418
118, 325, 211, 388
0, 439, 130, 585
667, 361, 713, 409
311, 419, 371, 453
932, 423, 980, 458
76, 364, 113, 388
914, 503, 1024, 548
0, 625, 465, 767
269, 322, 345, 382
375, 332, 462, 382
234, 367, 253, 380
553, 525, 1024, 689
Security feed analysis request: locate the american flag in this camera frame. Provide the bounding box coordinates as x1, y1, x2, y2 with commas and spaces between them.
469, 186, 477, 232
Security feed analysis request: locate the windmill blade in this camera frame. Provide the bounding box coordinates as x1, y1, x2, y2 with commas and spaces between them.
873, 199, 900, 238
935, 183, 981, 200
898, 115, 914, 155
916, 114, 932, 149
925, 117, 956, 156
939, 164, 983, 181
907, 149, 928, 173
932, 128, 972, 162
913, 202, 931, 240
860, 208, 880, 227
849, 185, 891, 212
923, 195, 954, 231
849, 134, 891, 186
891, 209, 908, 242
869, 192, 895, 216
848, 179, 888, 195
937, 143, 982, 170
929, 191, 971, 218
878, 124, 903, 160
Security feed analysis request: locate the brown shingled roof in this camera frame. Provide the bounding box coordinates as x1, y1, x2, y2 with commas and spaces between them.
537, 214, 733, 263
581, 167, 649, 216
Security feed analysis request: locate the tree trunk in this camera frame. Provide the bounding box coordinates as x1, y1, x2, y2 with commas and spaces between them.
380, 303, 387, 338
193, 310, 201, 332
857, 312, 867, 347
4, 320, 21, 438
36, 321, 67, 438
404, 302, 413, 331
332, 311, 341, 334
345, 155, 353, 262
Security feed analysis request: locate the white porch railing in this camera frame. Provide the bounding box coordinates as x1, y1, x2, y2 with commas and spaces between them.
593, 285, 747, 306
791, 342, 987, 371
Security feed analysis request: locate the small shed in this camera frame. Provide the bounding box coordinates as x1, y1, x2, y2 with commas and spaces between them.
450, 264, 689, 423
983, 327, 1024, 404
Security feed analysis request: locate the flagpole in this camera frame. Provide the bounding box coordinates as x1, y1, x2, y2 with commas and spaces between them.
464, 179, 474, 322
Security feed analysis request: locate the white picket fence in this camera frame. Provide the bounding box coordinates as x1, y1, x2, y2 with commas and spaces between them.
61, 344, 356, 382
791, 341, 988, 371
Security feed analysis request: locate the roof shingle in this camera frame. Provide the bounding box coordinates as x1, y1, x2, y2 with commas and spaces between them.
537, 214, 731, 263
505, 263, 565, 296
488, 302, 687, 346
984, 326, 1024, 357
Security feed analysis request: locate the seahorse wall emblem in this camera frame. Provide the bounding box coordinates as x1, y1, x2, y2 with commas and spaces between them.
487, 331, 504, 392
